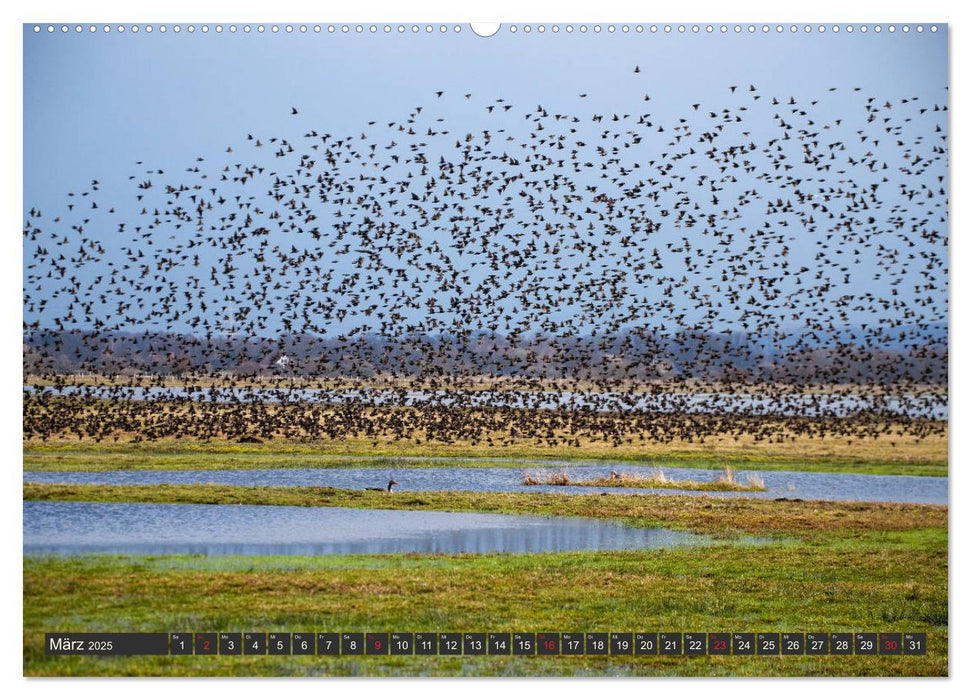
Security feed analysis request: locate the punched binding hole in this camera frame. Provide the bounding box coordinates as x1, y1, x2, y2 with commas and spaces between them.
470, 23, 500, 38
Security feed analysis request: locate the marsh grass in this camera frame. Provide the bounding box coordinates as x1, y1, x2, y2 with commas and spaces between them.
23, 395, 948, 477
23, 539, 948, 677
521, 466, 767, 492
22, 434, 948, 477
21, 482, 947, 676
23, 482, 946, 536
522, 469, 572, 486
712, 466, 766, 490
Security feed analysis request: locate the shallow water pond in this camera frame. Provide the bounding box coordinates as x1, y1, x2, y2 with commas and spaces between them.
23, 501, 703, 556
24, 463, 948, 505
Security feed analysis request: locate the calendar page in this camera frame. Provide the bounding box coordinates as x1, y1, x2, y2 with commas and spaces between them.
22, 18, 948, 678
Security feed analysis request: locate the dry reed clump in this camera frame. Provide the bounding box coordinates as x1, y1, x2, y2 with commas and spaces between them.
522, 465, 766, 492
643, 468, 669, 484
712, 465, 737, 486
521, 469, 571, 486
713, 465, 765, 490
744, 473, 766, 489
603, 468, 673, 485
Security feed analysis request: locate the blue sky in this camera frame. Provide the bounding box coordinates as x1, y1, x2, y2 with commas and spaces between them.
24, 26, 947, 193
22, 25, 948, 338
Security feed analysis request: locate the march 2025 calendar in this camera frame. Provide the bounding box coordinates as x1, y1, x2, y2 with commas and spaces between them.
23, 21, 948, 678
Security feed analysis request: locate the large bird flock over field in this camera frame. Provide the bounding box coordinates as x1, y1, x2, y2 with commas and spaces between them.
23, 75, 948, 447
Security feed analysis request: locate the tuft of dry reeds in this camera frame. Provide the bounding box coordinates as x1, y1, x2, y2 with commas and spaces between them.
521, 469, 571, 486
522, 465, 767, 492
711, 465, 766, 490
744, 473, 766, 489
712, 465, 736, 486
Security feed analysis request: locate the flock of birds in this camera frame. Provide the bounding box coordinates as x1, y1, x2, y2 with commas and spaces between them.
23, 76, 948, 447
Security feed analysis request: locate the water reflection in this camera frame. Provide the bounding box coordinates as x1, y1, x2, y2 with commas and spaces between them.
24, 463, 949, 505
23, 501, 702, 556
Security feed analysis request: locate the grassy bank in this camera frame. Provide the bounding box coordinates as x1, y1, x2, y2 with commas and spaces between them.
23, 482, 946, 537
24, 536, 947, 676
23, 434, 948, 477
22, 484, 948, 676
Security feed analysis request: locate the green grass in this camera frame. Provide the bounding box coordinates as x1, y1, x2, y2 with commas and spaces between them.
23, 443, 948, 477
22, 483, 947, 676
24, 538, 947, 676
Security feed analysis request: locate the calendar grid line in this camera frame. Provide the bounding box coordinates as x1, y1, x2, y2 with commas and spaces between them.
45, 632, 927, 657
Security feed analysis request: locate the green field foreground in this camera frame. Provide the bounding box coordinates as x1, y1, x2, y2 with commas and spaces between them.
23, 484, 947, 676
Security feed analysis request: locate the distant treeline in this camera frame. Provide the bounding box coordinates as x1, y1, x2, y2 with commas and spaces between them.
23, 327, 947, 387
